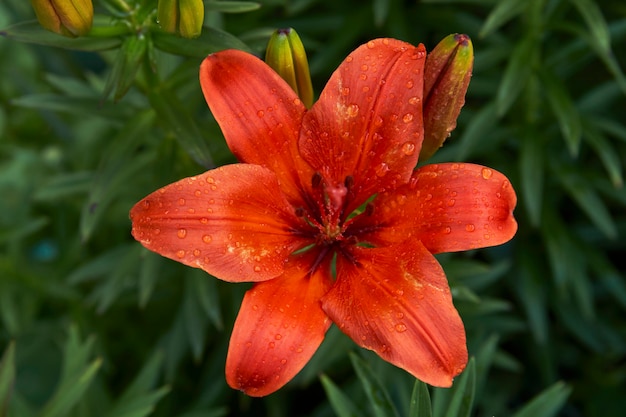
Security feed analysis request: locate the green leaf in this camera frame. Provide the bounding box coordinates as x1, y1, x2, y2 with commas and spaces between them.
138, 250, 164, 308
496, 36, 536, 117
80, 110, 155, 241
373, 0, 391, 27
582, 122, 623, 187
432, 358, 475, 417
152, 26, 251, 58
511, 381, 571, 417
517, 247, 549, 344
520, 128, 544, 227
568, 0, 611, 54
408, 380, 432, 417
103, 34, 148, 101
105, 351, 169, 417
455, 102, 499, 161
0, 21, 122, 51
350, 353, 400, 417
148, 86, 215, 168
0, 342, 16, 414
479, 0, 526, 37
205, 1, 261, 13
40, 327, 102, 417
10, 94, 134, 121
320, 374, 364, 417
554, 163, 617, 239
540, 69, 582, 156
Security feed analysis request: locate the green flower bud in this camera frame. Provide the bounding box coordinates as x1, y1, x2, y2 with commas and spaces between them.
157, 0, 204, 39
265, 28, 314, 108
31, 0, 93, 37
421, 34, 474, 162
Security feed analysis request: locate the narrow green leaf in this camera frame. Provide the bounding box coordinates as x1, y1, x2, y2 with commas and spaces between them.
33, 172, 93, 201
10, 94, 134, 121
540, 69, 582, 156
103, 34, 148, 101
474, 335, 498, 398
520, 128, 544, 227
40, 358, 102, 417
408, 380, 432, 417
0, 21, 121, 51
0, 342, 16, 414
441, 358, 475, 417
205, 1, 261, 13
152, 26, 250, 58
350, 353, 400, 417
554, 164, 617, 239
106, 351, 169, 417
183, 273, 209, 361
511, 381, 571, 417
455, 103, 498, 161
320, 374, 364, 417
517, 247, 549, 343
479, 0, 526, 37
568, 0, 610, 53
373, 0, 391, 27
40, 327, 102, 417
496, 36, 536, 117
582, 123, 623, 187
138, 250, 163, 308
148, 86, 215, 168
189, 270, 223, 330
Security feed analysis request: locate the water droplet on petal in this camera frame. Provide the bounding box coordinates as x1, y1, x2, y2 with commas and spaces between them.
254, 265, 262, 272
408, 96, 421, 105
401, 142, 416, 155
444, 226, 452, 234
347, 103, 359, 117
375, 163, 390, 177
481, 168, 493, 179
275, 334, 282, 340
177, 228, 187, 239
176, 250, 185, 258
202, 235, 212, 243
447, 199, 456, 207
465, 224, 475, 232
405, 80, 414, 89
425, 193, 433, 201
177, 198, 186, 206
395, 323, 407, 333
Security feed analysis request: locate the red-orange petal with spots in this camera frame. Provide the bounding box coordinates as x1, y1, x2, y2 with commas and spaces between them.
226, 250, 333, 396
299, 38, 426, 212
322, 243, 467, 387
350, 163, 517, 254
199, 50, 315, 206
130, 164, 310, 282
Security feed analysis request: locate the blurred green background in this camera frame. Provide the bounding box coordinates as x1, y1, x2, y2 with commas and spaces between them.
1, 1, 625, 416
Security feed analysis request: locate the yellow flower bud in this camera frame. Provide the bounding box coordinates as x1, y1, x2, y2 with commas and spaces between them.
157, 0, 204, 39
265, 28, 314, 108
421, 34, 474, 162
31, 0, 93, 37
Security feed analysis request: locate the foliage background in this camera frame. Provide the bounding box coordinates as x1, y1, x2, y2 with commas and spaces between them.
1, 0, 625, 416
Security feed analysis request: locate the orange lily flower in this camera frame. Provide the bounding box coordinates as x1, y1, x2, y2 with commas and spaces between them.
130, 38, 517, 396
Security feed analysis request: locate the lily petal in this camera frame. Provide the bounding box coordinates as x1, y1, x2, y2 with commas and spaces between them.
226, 250, 333, 396
349, 163, 517, 253
200, 49, 314, 205
322, 243, 467, 387
299, 39, 425, 210
130, 164, 309, 282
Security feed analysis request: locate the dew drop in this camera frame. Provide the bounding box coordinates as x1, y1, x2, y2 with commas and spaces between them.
252, 304, 259, 311
374, 115, 384, 127
375, 163, 390, 177
346, 56, 353, 63
153, 228, 161, 235
425, 193, 433, 201
200, 217, 208, 224
367, 41, 376, 49
405, 80, 414, 89
465, 224, 475, 232
269, 342, 275, 349
444, 226, 452, 234
193, 249, 201, 257
280, 359, 287, 365
341, 87, 350, 96
447, 199, 456, 207
295, 347, 303, 353
202, 235, 212, 243
177, 228, 187, 239
483, 234, 491, 240
254, 265, 262, 272
361, 64, 369, 71
176, 250, 185, 258
206, 176, 215, 184
408, 96, 421, 105
395, 323, 407, 333
347, 103, 359, 117
275, 334, 282, 340
257, 110, 264, 118
402, 113, 414, 123
401, 142, 416, 156
481, 168, 493, 179
143, 200, 150, 208
177, 198, 186, 206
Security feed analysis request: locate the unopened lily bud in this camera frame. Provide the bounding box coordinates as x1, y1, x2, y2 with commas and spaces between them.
421, 34, 474, 162
31, 0, 93, 37
265, 28, 314, 108
157, 0, 204, 39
